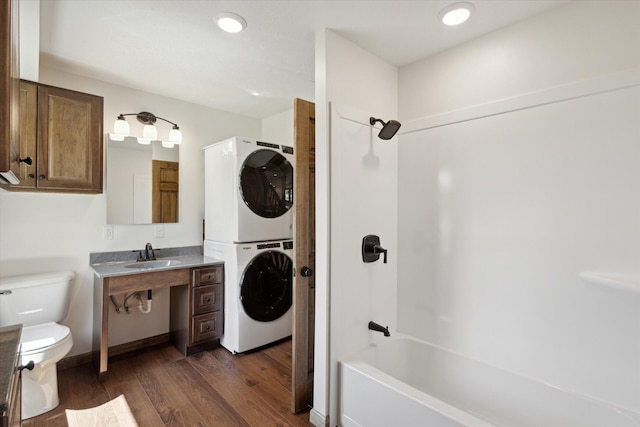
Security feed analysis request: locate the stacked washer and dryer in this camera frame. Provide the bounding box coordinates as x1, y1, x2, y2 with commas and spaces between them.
203, 136, 294, 354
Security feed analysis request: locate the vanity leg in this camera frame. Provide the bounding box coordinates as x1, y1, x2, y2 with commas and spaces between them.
93, 276, 110, 379
100, 279, 110, 377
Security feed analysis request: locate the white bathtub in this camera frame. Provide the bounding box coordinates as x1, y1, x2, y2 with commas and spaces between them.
339, 336, 639, 427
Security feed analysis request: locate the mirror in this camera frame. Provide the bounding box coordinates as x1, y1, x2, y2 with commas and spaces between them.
106, 135, 179, 224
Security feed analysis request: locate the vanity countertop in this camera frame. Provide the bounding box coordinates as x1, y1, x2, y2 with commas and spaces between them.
90, 246, 222, 278
0, 324, 21, 414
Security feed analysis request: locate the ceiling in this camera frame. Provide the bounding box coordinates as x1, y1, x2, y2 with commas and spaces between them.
39, 0, 567, 119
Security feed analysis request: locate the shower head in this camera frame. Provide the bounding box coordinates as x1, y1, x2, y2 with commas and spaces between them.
369, 117, 401, 140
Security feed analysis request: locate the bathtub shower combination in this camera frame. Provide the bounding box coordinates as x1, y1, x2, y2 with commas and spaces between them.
340, 336, 640, 427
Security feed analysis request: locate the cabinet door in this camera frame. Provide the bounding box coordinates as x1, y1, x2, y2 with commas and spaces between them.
36, 85, 103, 192
12, 81, 37, 188
0, 0, 20, 182
152, 160, 179, 223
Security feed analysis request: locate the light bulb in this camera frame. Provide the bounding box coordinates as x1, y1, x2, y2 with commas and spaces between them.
113, 116, 130, 136
169, 128, 182, 144
142, 124, 158, 140
440, 3, 474, 26
216, 12, 247, 33
162, 141, 175, 148
137, 138, 151, 145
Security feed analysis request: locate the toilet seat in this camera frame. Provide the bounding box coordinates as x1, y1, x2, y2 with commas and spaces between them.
21, 322, 72, 355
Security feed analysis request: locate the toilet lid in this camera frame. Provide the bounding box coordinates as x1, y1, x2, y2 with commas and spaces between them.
20, 322, 71, 353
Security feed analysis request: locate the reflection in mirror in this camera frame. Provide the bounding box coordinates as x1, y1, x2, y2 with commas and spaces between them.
106, 135, 179, 224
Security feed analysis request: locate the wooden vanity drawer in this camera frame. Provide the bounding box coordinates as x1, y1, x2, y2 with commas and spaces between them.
193, 265, 223, 287
191, 311, 222, 344
192, 284, 222, 315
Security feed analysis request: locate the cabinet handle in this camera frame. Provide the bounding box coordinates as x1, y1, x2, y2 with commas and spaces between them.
39, 174, 45, 180
19, 360, 35, 371
19, 157, 33, 165
28, 174, 35, 179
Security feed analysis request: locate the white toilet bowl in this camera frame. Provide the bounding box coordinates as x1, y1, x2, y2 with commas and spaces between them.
0, 271, 75, 419
19, 322, 73, 419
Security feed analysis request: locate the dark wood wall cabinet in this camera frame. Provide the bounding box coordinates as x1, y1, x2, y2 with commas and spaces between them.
1, 80, 104, 193
0, 0, 21, 185
170, 266, 224, 356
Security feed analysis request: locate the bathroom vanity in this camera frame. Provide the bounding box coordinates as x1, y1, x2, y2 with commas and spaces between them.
0, 325, 22, 426
91, 247, 223, 378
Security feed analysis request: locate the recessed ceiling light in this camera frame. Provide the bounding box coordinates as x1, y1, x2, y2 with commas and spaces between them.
215, 12, 247, 33
440, 2, 474, 26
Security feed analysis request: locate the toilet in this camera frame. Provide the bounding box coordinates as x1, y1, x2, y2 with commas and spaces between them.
0, 271, 75, 419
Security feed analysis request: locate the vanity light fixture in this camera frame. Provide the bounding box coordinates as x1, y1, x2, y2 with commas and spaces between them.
215, 12, 247, 33
111, 112, 182, 147
440, 2, 474, 26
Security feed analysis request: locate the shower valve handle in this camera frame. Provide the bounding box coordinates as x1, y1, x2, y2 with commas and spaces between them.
362, 235, 388, 264
373, 245, 388, 263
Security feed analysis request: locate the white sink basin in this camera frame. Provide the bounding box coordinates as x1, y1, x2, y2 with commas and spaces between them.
125, 260, 181, 269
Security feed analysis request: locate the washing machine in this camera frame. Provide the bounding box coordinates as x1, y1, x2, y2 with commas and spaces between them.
204, 136, 294, 243
204, 239, 293, 353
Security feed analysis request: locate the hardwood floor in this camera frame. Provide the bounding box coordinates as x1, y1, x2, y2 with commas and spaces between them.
23, 339, 312, 427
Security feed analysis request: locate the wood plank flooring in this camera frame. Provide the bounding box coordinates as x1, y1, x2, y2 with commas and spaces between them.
23, 339, 312, 427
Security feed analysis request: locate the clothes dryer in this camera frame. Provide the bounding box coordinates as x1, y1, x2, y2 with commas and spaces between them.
204, 136, 294, 243
204, 239, 293, 353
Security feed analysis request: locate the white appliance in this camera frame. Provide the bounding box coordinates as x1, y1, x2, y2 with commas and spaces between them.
204, 136, 294, 243
204, 239, 293, 353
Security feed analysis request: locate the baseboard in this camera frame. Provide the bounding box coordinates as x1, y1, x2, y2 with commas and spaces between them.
309, 408, 329, 427
58, 333, 170, 371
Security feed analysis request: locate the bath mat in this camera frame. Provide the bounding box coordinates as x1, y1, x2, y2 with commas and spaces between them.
65, 395, 138, 427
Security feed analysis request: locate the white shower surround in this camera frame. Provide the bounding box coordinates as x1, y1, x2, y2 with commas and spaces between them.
316, 2, 639, 423
398, 68, 640, 411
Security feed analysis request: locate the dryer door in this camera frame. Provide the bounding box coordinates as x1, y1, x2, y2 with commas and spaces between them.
239, 149, 293, 218
240, 250, 293, 322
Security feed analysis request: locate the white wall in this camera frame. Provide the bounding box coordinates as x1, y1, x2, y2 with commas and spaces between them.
0, 66, 261, 355
19, 0, 39, 81
400, 1, 640, 121
314, 29, 398, 425
262, 108, 294, 146
398, 0, 640, 412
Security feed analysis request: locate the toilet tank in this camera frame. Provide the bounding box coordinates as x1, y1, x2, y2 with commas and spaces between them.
0, 271, 75, 327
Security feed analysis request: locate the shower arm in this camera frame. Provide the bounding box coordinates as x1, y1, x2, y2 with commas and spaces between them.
369, 117, 387, 127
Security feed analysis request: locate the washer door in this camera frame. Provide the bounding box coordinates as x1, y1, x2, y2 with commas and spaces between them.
239, 149, 293, 218
240, 251, 293, 322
